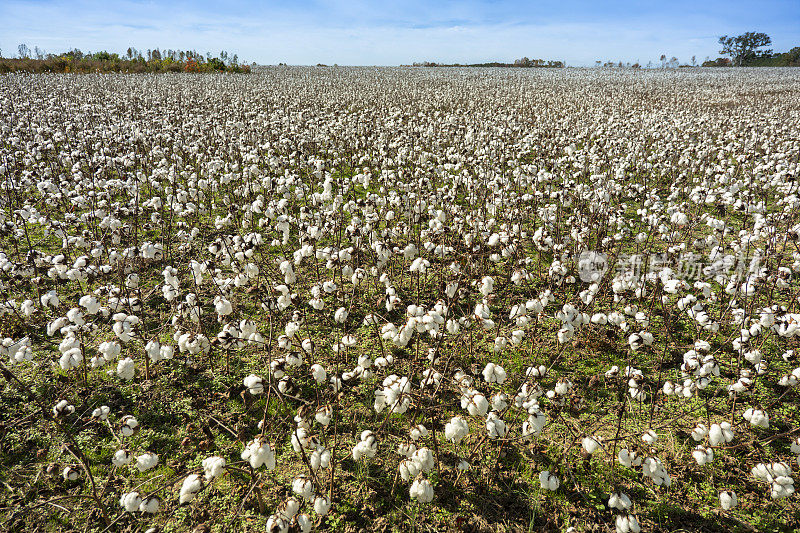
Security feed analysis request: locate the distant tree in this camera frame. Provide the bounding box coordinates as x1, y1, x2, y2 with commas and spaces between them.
18, 43, 30, 58
718, 32, 772, 66
660, 54, 666, 68
691, 55, 696, 66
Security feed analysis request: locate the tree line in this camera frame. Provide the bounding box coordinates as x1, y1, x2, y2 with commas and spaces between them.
1, 45, 253, 74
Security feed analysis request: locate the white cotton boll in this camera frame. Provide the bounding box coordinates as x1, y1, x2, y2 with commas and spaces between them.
709, 422, 734, 446
139, 496, 159, 514
310, 364, 327, 383
241, 439, 276, 470
62, 466, 79, 481
179, 474, 202, 504
112, 450, 132, 467
618, 449, 641, 468
582, 436, 601, 455
120, 415, 139, 437
120, 492, 142, 512
313, 495, 331, 515
615, 515, 641, 533
315, 405, 332, 426
244, 374, 264, 395
92, 405, 110, 421
608, 492, 632, 510
482, 362, 507, 384
116, 357, 135, 380
719, 491, 738, 510
691, 423, 708, 442
486, 412, 508, 438
445, 416, 469, 444
292, 477, 314, 501
136, 453, 159, 472
296, 513, 312, 533
641, 430, 658, 444
692, 446, 714, 465
334, 307, 348, 323
202, 456, 226, 480
266, 515, 288, 533
53, 399, 75, 417
538, 471, 559, 491
463, 393, 489, 417
410, 478, 434, 503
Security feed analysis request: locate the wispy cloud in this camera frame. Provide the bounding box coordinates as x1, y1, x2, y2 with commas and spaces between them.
1, 0, 798, 65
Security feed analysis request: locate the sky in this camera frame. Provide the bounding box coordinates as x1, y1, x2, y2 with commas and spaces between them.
2, 0, 799, 66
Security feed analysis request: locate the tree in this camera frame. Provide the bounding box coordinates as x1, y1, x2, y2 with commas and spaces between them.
718, 32, 772, 66
691, 55, 696, 67
18, 43, 30, 58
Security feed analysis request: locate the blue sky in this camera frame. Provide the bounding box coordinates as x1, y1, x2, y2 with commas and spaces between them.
2, 0, 799, 66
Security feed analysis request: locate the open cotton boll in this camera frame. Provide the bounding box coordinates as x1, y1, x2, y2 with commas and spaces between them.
243, 374, 264, 395
313, 495, 331, 516
482, 362, 507, 384
410, 478, 434, 503
615, 514, 641, 533
91, 405, 110, 421
444, 416, 469, 444
179, 474, 202, 504
538, 471, 560, 491
120, 416, 139, 437
139, 496, 159, 514
292, 477, 314, 501
62, 466, 79, 481
241, 438, 276, 470
719, 491, 738, 510
112, 449, 132, 467
266, 515, 288, 533
202, 456, 226, 480
120, 492, 142, 512
708, 422, 734, 446
743, 408, 770, 429
608, 492, 632, 510
692, 445, 714, 465
641, 430, 658, 444
52, 399, 74, 417
310, 364, 327, 383
116, 357, 135, 380
582, 436, 601, 455
135, 452, 159, 472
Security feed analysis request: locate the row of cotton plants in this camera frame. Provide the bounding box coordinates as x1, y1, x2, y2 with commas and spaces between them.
0, 66, 799, 532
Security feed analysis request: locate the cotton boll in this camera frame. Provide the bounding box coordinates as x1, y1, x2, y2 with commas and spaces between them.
116, 357, 135, 381
120, 416, 139, 437
179, 474, 202, 504
241, 439, 276, 470
641, 430, 658, 444
608, 492, 632, 510
139, 496, 159, 514
310, 364, 327, 383
91, 405, 110, 421
120, 492, 142, 512
266, 515, 288, 533
244, 374, 264, 395
582, 436, 601, 455
112, 449, 132, 467
292, 477, 314, 501
410, 477, 434, 503
62, 466, 79, 481
444, 416, 469, 444
202, 456, 226, 480
615, 514, 641, 533
708, 422, 734, 446
719, 491, 738, 510
136, 453, 159, 472
538, 470, 559, 491
313, 495, 331, 515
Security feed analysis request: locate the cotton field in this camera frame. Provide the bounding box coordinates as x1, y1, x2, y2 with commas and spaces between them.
1, 67, 799, 532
